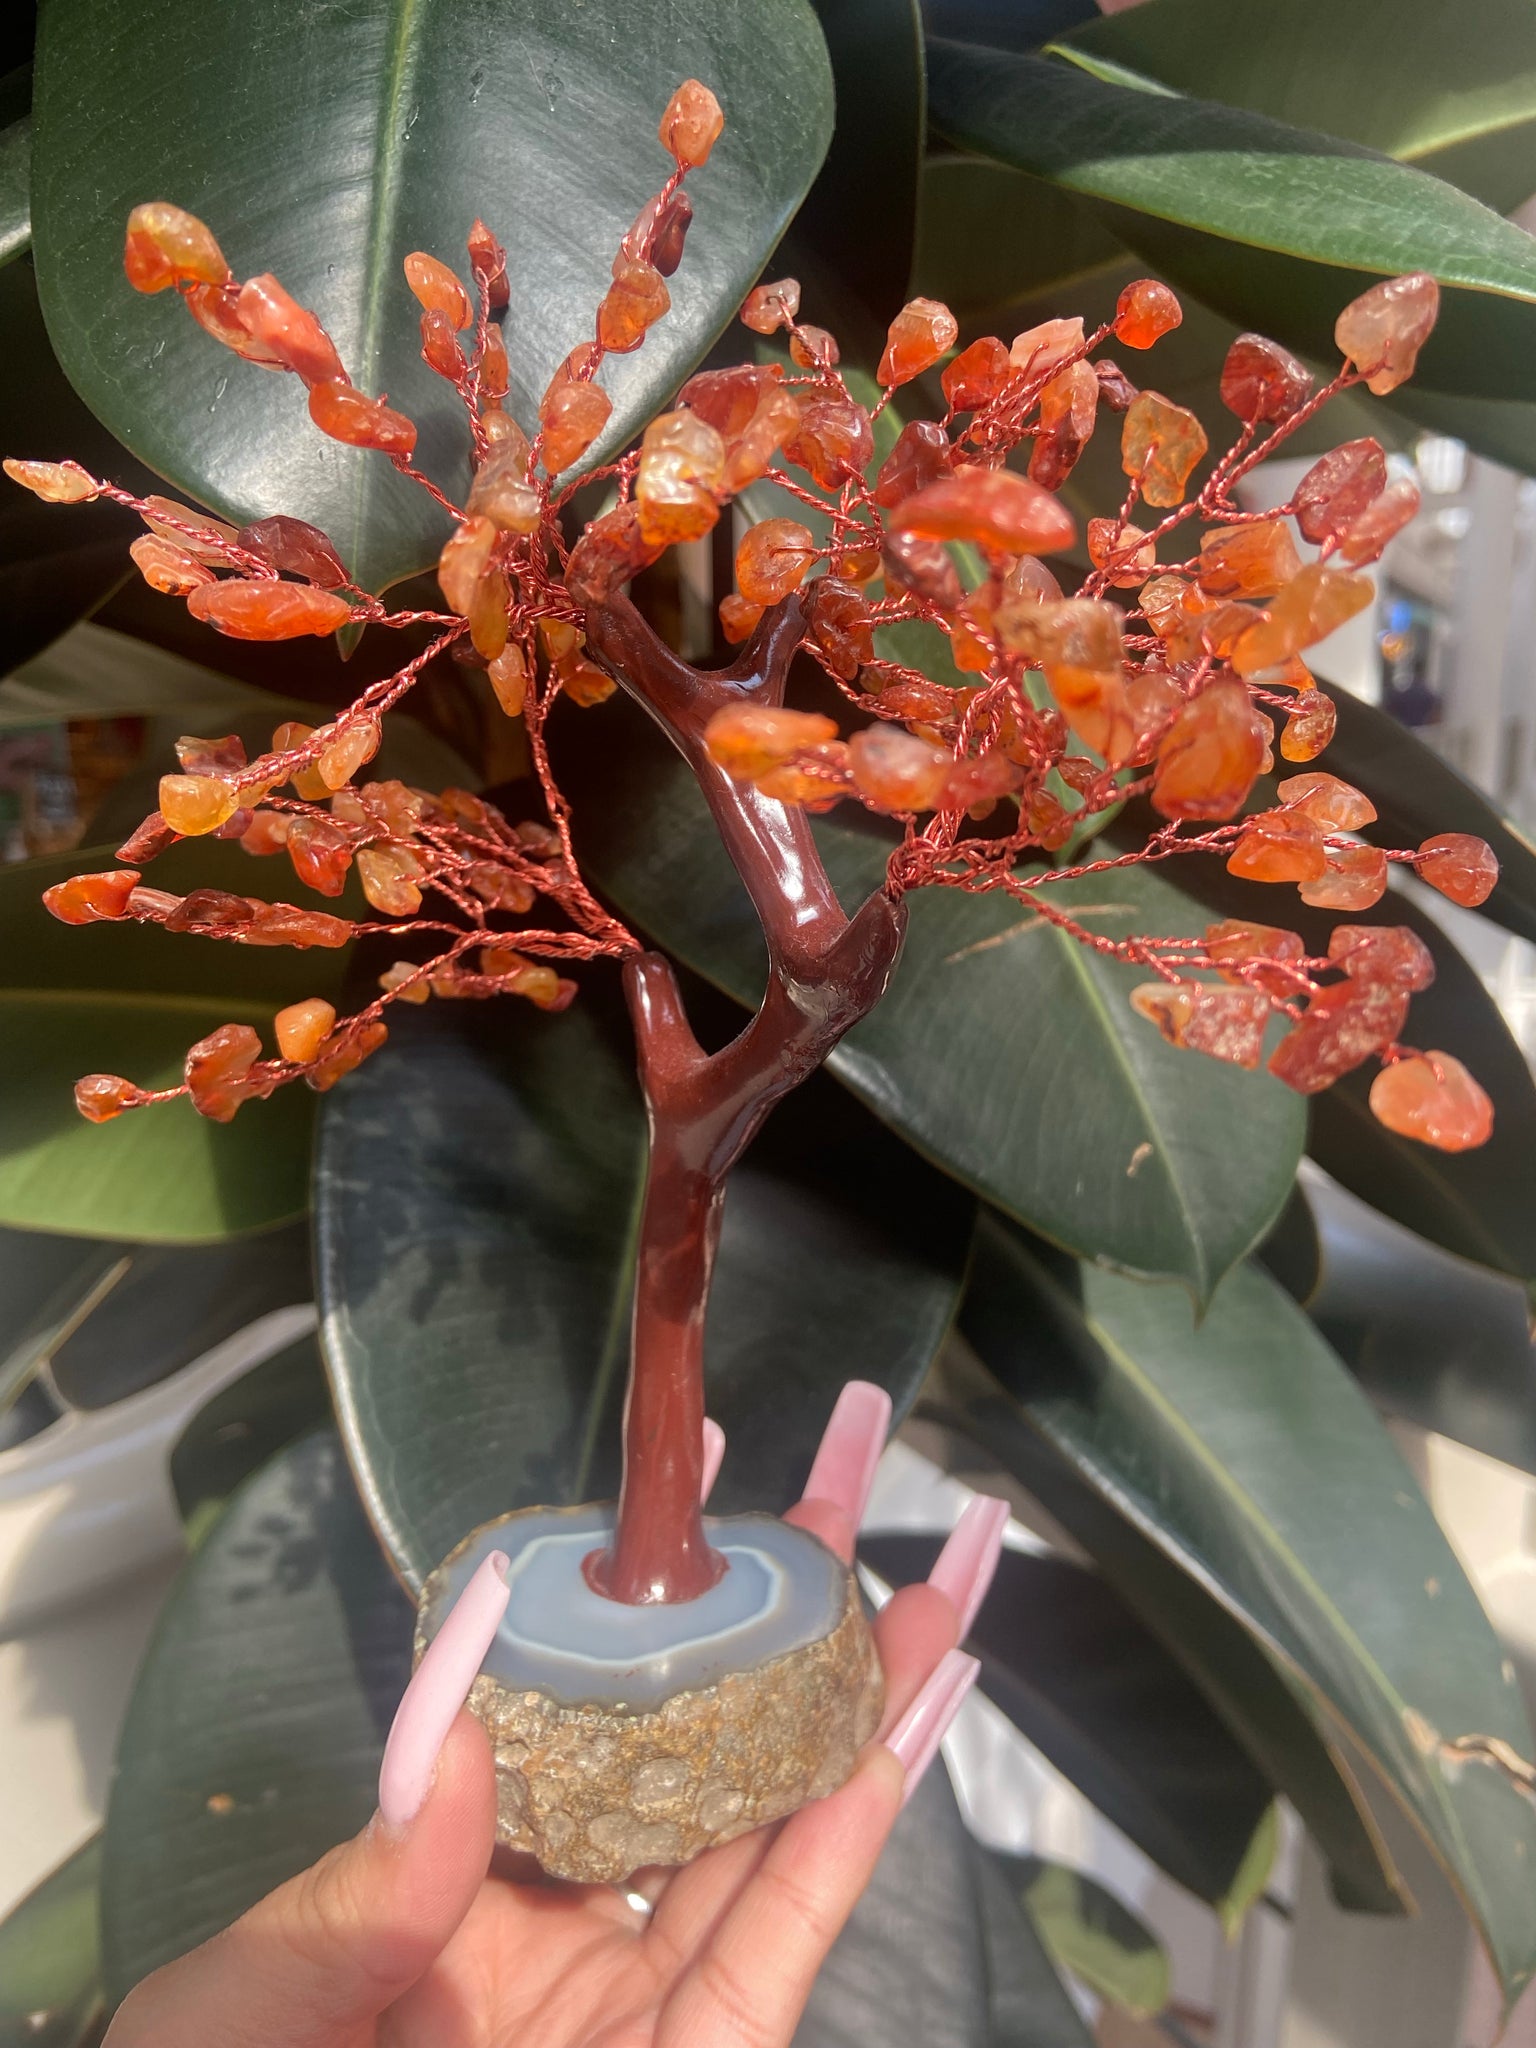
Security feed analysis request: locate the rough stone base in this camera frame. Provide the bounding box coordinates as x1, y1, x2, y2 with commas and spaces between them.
415, 1525, 883, 1884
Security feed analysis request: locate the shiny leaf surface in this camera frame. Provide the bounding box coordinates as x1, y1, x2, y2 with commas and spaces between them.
31, 0, 833, 592
1009, 1853, 1170, 2020
926, 41, 1536, 403
561, 692, 1304, 1300
961, 1214, 1536, 2004
316, 988, 972, 1590
0, 1834, 102, 2048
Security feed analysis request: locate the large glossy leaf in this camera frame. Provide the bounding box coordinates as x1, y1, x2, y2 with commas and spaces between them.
316, 985, 973, 1590
169, 1331, 331, 1548
961, 1214, 1536, 2006
0, 110, 28, 270
928, 1338, 1406, 1920
1119, 829, 1536, 1289
1006, 1854, 1170, 2021
0, 1834, 102, 2048
0, 990, 313, 1239
101, 1425, 992, 2045
1318, 682, 1536, 949
970, 1845, 1095, 2048
911, 158, 1124, 329
860, 1535, 1276, 1912
925, 41, 1536, 403
559, 691, 1304, 1300
0, 1227, 124, 1412
31, 0, 834, 594
1054, 0, 1536, 213
0, 621, 310, 732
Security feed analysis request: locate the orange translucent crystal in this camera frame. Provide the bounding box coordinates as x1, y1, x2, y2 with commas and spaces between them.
236, 275, 347, 387
740, 278, 800, 334
3, 457, 100, 503
1087, 518, 1155, 588
1009, 317, 1083, 384
1336, 477, 1420, 567
75, 1075, 143, 1123
879, 298, 959, 387
158, 774, 239, 836
1226, 809, 1328, 884
539, 380, 612, 475
1280, 690, 1337, 762
187, 579, 352, 641
1204, 918, 1305, 996
847, 726, 952, 813
1335, 272, 1439, 396
942, 336, 1012, 414
1269, 982, 1408, 1093
1152, 681, 1268, 821
1293, 439, 1386, 545
307, 1020, 389, 1093
1232, 565, 1373, 677
1197, 520, 1302, 601
403, 252, 472, 329
736, 519, 817, 604
275, 997, 337, 1064
1030, 361, 1098, 491
43, 869, 141, 925
597, 261, 670, 353
1121, 392, 1208, 508
782, 396, 873, 491
659, 79, 724, 168
996, 597, 1131, 764
636, 409, 726, 545
1276, 771, 1376, 831
1219, 333, 1312, 423
1130, 980, 1270, 1068
123, 202, 230, 293
705, 704, 838, 778
1369, 1053, 1492, 1151
185, 1022, 263, 1122
1114, 280, 1182, 349
873, 420, 951, 509
891, 468, 1075, 556
1417, 832, 1498, 906
357, 845, 425, 916
130, 534, 216, 594
1299, 842, 1389, 910
308, 380, 417, 457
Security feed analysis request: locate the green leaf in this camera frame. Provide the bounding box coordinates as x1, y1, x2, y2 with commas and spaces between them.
0, 1835, 101, 2048
559, 692, 1304, 1300
316, 987, 973, 1590
30, 0, 834, 594
1053, 0, 1536, 214
1010, 1854, 1171, 2020
0, 111, 28, 269
971, 1845, 1096, 2048
101, 1424, 993, 2038
1381, 381, 1536, 481
169, 1331, 331, 1549
792, 0, 926, 323
925, 41, 1536, 404
0, 991, 313, 1240
0, 621, 312, 732
1254, 1182, 1321, 1307
911, 157, 1125, 328
961, 1215, 1536, 2006
1319, 682, 1536, 948
860, 1534, 1277, 1911
0, 1227, 125, 1413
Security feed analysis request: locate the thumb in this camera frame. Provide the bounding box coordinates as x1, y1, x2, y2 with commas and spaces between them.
107, 1551, 511, 2048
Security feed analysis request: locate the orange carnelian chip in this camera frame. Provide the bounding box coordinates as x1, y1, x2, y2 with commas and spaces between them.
1335, 273, 1439, 397
42, 869, 142, 925
539, 380, 612, 475
1152, 681, 1268, 822
736, 519, 817, 605
1369, 1052, 1491, 1151
1121, 393, 1207, 508
1226, 809, 1328, 884
403, 252, 473, 329
879, 299, 959, 387
123, 202, 229, 293
1276, 771, 1376, 831
1299, 842, 1388, 910
892, 469, 1075, 556
275, 997, 337, 1064
1114, 280, 1181, 349
704, 705, 838, 779
848, 726, 952, 813
1197, 520, 1301, 601
659, 79, 724, 168
1417, 832, 1498, 906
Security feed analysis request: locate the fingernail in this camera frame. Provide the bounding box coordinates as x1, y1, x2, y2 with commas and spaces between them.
378, 1551, 510, 1828
803, 1381, 891, 1525
927, 1494, 1009, 1640
885, 1650, 979, 1809
700, 1417, 725, 1504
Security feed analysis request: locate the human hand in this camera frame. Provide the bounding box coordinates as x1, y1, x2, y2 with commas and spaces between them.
105, 1382, 1007, 2048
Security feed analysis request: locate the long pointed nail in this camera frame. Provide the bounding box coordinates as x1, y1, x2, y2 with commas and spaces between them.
927, 1494, 1009, 1640
378, 1551, 510, 1828
885, 1649, 979, 1809
700, 1417, 726, 1504
802, 1381, 891, 1527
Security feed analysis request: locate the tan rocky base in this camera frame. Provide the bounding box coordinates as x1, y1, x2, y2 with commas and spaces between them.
415, 1510, 884, 1884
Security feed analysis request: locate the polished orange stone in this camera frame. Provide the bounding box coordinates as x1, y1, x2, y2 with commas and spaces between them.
1114, 280, 1182, 349
1277, 771, 1376, 831
130, 534, 214, 594
879, 298, 959, 386
307, 1020, 389, 1093
740, 278, 800, 335
1299, 842, 1388, 910
158, 774, 239, 835
1204, 918, 1306, 996
75, 1074, 142, 1123
480, 326, 510, 401
1335, 272, 1439, 395
287, 816, 355, 896
659, 79, 724, 168
468, 566, 512, 661
873, 421, 951, 510
1336, 477, 1420, 567
488, 645, 529, 715
236, 275, 346, 387
403, 251, 472, 329
438, 516, 498, 616
467, 443, 541, 535
807, 579, 874, 680
239, 811, 291, 856
1329, 919, 1433, 992
357, 845, 425, 916
882, 530, 963, 609
1226, 809, 1328, 884
1197, 520, 1302, 601
651, 190, 693, 276
272, 720, 333, 802
891, 467, 1075, 555
3, 457, 100, 504
1121, 392, 1208, 508
681, 363, 782, 439
789, 324, 840, 370
704, 704, 839, 779
941, 752, 1023, 808
467, 864, 536, 912
308, 380, 417, 457
467, 218, 509, 309
942, 336, 1012, 414
636, 409, 726, 545
141, 496, 240, 563
123, 201, 230, 293
1269, 981, 1408, 1093
318, 716, 381, 791
556, 656, 617, 707
875, 678, 955, 727
1417, 832, 1498, 906
1233, 565, 1373, 677
185, 1022, 263, 1122
751, 741, 852, 809
1030, 360, 1098, 490
1131, 980, 1270, 1067
1008, 317, 1083, 384
187, 578, 353, 641
539, 380, 612, 475
275, 997, 337, 1064
1087, 517, 1155, 588
183, 282, 287, 365
1138, 574, 1203, 639
782, 396, 873, 491
243, 901, 353, 948
1003, 555, 1064, 606
736, 519, 817, 604
564, 504, 663, 606
1152, 681, 1268, 821
378, 960, 432, 1005
421, 306, 465, 379
848, 725, 952, 812
1280, 689, 1337, 762
1219, 334, 1312, 423
1369, 1052, 1491, 1150
1293, 439, 1386, 545
721, 385, 803, 495
1093, 360, 1138, 412
43, 868, 141, 925
597, 260, 670, 353
718, 594, 763, 646
1127, 667, 1182, 758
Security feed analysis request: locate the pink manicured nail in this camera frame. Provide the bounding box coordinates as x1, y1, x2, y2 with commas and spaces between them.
700, 1417, 726, 1504
885, 1649, 979, 1809
378, 1551, 510, 1828
802, 1381, 891, 1525
927, 1494, 1009, 1639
